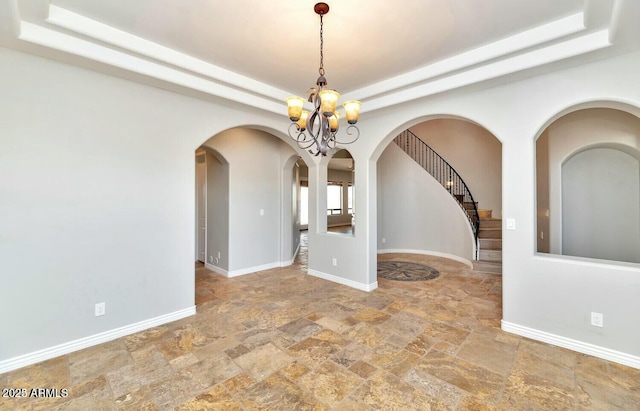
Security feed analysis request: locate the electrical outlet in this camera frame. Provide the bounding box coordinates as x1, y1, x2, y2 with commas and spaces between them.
382, 237, 386, 244
95, 302, 106, 317
260, 209, 264, 216
217, 251, 221, 259
208, 255, 214, 263
591, 312, 603, 327
332, 258, 337, 266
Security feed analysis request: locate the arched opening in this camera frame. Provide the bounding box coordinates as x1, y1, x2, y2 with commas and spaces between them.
193, 126, 307, 304
326, 149, 355, 235
376, 117, 502, 271
536, 107, 640, 264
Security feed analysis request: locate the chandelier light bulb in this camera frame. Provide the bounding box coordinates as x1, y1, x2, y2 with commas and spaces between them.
297, 110, 309, 131
319, 89, 340, 117
286, 96, 305, 121
329, 111, 340, 132
343, 100, 362, 124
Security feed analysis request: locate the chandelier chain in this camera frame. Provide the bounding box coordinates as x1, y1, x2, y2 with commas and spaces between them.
319, 14, 324, 76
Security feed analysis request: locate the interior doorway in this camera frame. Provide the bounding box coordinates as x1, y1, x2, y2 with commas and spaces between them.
195, 150, 206, 263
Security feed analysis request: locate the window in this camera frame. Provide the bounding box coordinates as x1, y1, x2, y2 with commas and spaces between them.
327, 182, 342, 215
347, 184, 353, 214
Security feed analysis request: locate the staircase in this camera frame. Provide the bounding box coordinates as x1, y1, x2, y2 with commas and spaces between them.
473, 209, 502, 274
393, 130, 480, 244
393, 129, 502, 274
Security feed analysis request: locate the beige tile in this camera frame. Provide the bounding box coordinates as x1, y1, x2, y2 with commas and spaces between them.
175, 385, 243, 411
5, 249, 635, 410
457, 331, 517, 376
342, 370, 448, 411
349, 361, 378, 379
298, 361, 362, 407
502, 368, 575, 411
105, 346, 174, 398
280, 361, 310, 380
234, 343, 293, 381
114, 386, 158, 410
413, 350, 504, 402
238, 373, 327, 411
68, 340, 132, 385
223, 372, 256, 394
362, 342, 421, 377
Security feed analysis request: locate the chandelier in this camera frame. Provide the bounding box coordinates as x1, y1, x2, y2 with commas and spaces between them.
286, 2, 362, 157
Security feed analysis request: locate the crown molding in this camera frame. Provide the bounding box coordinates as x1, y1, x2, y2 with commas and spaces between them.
1, 2, 624, 116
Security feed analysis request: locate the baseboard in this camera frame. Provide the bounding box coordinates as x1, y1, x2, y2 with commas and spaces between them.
308, 269, 378, 292
0, 306, 196, 374
281, 242, 301, 267
378, 248, 473, 268
205, 262, 228, 276
501, 320, 640, 370
207, 261, 287, 278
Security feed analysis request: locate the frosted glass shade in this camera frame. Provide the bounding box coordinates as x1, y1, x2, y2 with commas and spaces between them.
319, 90, 340, 117
286, 96, 305, 121
343, 100, 361, 124
329, 112, 340, 132
297, 110, 309, 131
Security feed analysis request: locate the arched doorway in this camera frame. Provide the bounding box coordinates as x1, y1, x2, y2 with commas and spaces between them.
193, 126, 310, 304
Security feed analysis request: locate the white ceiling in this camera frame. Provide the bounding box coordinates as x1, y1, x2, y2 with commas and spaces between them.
2, 0, 638, 115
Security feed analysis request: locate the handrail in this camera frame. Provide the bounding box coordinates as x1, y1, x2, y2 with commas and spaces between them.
393, 130, 480, 252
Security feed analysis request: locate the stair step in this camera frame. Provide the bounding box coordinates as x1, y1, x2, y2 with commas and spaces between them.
480, 238, 502, 250
479, 249, 502, 262
479, 218, 501, 229
478, 209, 492, 219
473, 261, 502, 274
478, 228, 502, 239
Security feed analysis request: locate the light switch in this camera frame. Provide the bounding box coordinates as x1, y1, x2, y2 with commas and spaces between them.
506, 218, 516, 230
259, 209, 264, 216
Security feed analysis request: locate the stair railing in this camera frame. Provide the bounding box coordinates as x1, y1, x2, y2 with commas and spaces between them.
393, 130, 480, 250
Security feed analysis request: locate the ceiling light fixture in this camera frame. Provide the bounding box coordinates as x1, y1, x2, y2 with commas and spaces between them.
286, 2, 362, 157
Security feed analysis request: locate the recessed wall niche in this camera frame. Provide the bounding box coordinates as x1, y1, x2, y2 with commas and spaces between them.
536, 108, 640, 264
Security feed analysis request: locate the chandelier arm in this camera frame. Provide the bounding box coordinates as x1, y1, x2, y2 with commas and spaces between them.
287, 123, 304, 141
334, 125, 361, 145
287, 123, 316, 150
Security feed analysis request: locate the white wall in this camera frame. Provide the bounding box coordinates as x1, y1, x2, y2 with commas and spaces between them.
0, 47, 301, 369
410, 119, 502, 218
356, 50, 640, 367
0, 48, 196, 361
377, 144, 474, 263
562, 147, 640, 263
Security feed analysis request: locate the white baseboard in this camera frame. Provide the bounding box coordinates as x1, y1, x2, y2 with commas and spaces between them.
281, 243, 301, 267
205, 262, 229, 276
207, 260, 293, 278
308, 269, 378, 292
0, 306, 196, 374
378, 248, 473, 268
501, 320, 640, 370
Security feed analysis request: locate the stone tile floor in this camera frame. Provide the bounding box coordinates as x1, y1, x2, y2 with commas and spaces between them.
1, 236, 639, 410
